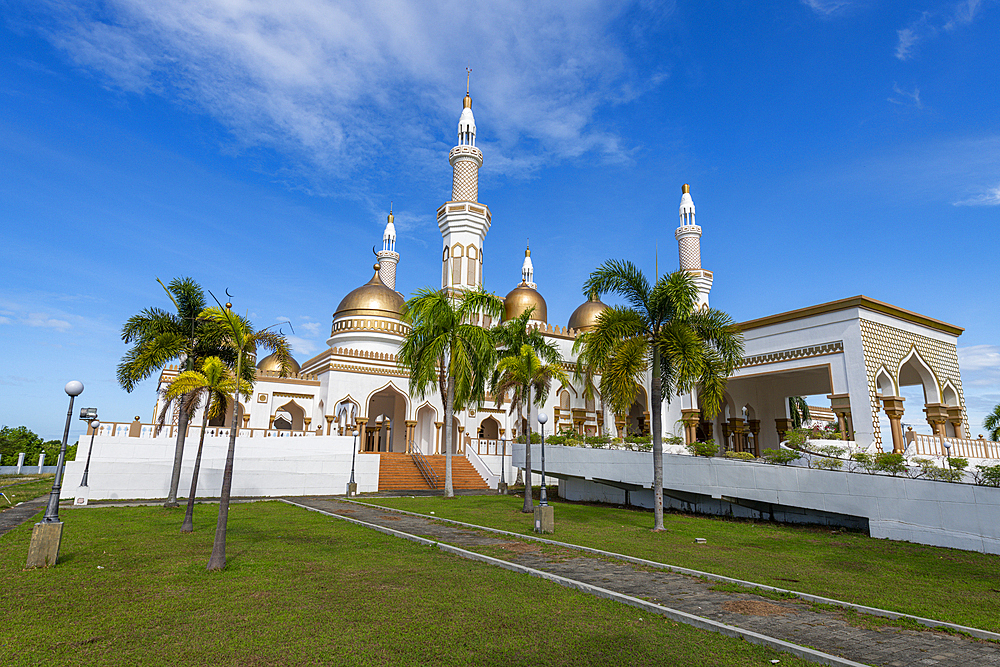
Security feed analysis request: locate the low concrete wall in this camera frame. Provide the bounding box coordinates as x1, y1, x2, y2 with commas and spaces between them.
59, 435, 380, 500
513, 444, 1000, 555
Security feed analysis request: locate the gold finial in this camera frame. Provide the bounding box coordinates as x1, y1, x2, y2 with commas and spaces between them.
373, 263, 381, 272
464, 68, 473, 108
388, 201, 393, 225
682, 184, 690, 194
525, 239, 530, 257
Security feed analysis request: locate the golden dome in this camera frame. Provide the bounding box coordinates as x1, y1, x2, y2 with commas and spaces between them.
568, 292, 608, 332
334, 264, 404, 320
463, 93, 472, 109
504, 282, 547, 323
682, 183, 690, 194
257, 351, 300, 374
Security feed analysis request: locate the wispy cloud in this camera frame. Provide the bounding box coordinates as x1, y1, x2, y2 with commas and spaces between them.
959, 345, 1000, 372
286, 334, 319, 357
887, 83, 923, 109
953, 182, 1000, 206
20, 0, 664, 192
895, 1, 988, 60
801, 0, 852, 16
23, 313, 72, 331
298, 321, 321, 336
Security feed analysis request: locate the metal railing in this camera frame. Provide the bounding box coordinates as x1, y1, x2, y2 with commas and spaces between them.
410, 448, 439, 489
907, 432, 1000, 459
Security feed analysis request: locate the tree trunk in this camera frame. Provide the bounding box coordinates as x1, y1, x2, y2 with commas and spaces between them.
444, 376, 455, 498
181, 407, 208, 534
651, 345, 664, 531
522, 384, 533, 513
165, 404, 190, 508
207, 394, 239, 570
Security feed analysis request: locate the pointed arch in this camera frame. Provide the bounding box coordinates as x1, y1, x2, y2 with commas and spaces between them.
873, 366, 897, 397
275, 400, 305, 431
365, 381, 409, 452
941, 379, 959, 407
480, 415, 501, 440
414, 402, 438, 455
897, 347, 941, 404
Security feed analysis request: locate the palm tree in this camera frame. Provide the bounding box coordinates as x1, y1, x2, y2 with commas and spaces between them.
490, 308, 563, 512
398, 287, 504, 498
985, 404, 1000, 442
163, 356, 248, 534
579, 261, 744, 531
202, 306, 291, 571
118, 277, 230, 508
492, 343, 568, 513
788, 396, 811, 429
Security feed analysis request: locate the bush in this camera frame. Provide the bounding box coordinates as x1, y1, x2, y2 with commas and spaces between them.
783, 429, 808, 449
514, 433, 542, 444
873, 452, 906, 476
685, 440, 718, 457
815, 457, 843, 470
924, 466, 964, 483
585, 434, 611, 447
947, 457, 969, 471
761, 448, 801, 465
815, 444, 846, 458
724, 451, 755, 461
975, 464, 1000, 487
625, 434, 651, 444
544, 435, 566, 445
851, 452, 877, 474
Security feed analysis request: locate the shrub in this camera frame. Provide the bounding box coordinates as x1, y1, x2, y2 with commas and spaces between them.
625, 434, 652, 444
783, 429, 808, 449
873, 452, 906, 476
975, 464, 1000, 487
851, 452, 876, 474
947, 457, 969, 471
815, 457, 843, 470
815, 444, 846, 459
545, 435, 566, 445
585, 434, 611, 446
724, 451, 755, 461
924, 466, 964, 483
685, 440, 718, 457
762, 448, 801, 466
515, 433, 542, 444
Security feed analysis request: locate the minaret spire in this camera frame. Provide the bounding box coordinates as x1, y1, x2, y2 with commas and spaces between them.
674, 184, 713, 308
376, 204, 400, 291
521, 242, 535, 288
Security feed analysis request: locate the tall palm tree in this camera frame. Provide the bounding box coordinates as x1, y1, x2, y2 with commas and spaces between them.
163, 356, 248, 534
985, 404, 1000, 442
202, 306, 291, 571
398, 287, 504, 498
579, 261, 744, 531
490, 308, 563, 512
118, 277, 230, 508
788, 396, 811, 429
492, 343, 568, 513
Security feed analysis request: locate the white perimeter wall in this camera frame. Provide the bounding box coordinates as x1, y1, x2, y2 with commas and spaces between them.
61, 435, 379, 500
513, 444, 1000, 555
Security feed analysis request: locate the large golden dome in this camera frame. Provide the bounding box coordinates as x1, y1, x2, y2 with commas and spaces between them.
257, 351, 300, 374
568, 292, 608, 332
334, 265, 405, 320
504, 282, 547, 323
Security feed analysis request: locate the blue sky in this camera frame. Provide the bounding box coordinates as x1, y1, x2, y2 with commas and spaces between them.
1, 0, 997, 441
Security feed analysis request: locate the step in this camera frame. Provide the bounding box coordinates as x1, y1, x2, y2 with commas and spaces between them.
377, 454, 489, 491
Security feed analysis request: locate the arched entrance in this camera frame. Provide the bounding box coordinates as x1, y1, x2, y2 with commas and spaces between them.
415, 404, 437, 455
480, 415, 500, 440
366, 384, 407, 452
210, 400, 244, 429
274, 400, 305, 432
626, 386, 648, 436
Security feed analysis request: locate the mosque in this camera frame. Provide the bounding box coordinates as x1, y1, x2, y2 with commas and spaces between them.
134, 85, 981, 495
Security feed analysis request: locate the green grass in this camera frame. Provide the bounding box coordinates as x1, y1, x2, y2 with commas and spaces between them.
0, 474, 55, 507
364, 494, 1000, 632
0, 501, 814, 667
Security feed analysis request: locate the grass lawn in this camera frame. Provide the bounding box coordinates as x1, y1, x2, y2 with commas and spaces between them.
0, 501, 814, 667
0, 475, 55, 507
363, 494, 1000, 633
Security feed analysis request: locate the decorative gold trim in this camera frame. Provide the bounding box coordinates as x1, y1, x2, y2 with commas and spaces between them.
274, 392, 314, 400
740, 341, 844, 369
739, 296, 963, 337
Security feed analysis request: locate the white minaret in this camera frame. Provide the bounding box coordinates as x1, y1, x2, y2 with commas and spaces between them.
521, 243, 536, 288
376, 206, 400, 291
438, 74, 490, 292
674, 184, 713, 309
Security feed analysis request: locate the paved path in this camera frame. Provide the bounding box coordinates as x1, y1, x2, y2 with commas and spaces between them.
289, 497, 1000, 667
0, 495, 47, 537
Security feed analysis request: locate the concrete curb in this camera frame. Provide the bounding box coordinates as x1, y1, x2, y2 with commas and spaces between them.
342, 497, 1000, 643
281, 498, 870, 667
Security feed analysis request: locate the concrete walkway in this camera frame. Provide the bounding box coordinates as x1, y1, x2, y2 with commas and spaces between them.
288, 497, 1000, 667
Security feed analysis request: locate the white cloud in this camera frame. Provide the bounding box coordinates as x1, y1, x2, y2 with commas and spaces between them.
286, 334, 319, 357
887, 83, 923, 109
959, 345, 1000, 372
953, 182, 1000, 206
23, 313, 72, 331
25, 0, 664, 190
0, 316, 11, 325
895, 1, 989, 60
801, 0, 852, 16
299, 321, 321, 335
275, 315, 291, 323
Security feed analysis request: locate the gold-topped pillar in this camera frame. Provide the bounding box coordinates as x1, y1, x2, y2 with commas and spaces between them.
457, 425, 465, 454
680, 409, 700, 445
356, 417, 368, 453
434, 421, 443, 454
828, 393, 853, 441
880, 396, 906, 454
303, 418, 311, 433
923, 403, 949, 437
720, 422, 731, 452
325, 415, 334, 436
946, 406, 965, 439
405, 420, 417, 453
747, 419, 761, 457
729, 418, 746, 453
774, 418, 793, 445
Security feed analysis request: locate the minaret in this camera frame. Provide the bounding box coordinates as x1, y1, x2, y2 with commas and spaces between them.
438, 73, 491, 292
520, 243, 536, 289
674, 184, 713, 308
376, 205, 400, 291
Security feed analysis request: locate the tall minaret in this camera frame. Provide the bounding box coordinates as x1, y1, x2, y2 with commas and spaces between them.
674, 184, 713, 308
376, 205, 400, 291
520, 243, 536, 288
438, 73, 490, 292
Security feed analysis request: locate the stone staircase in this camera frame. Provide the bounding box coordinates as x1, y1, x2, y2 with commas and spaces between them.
377, 453, 489, 492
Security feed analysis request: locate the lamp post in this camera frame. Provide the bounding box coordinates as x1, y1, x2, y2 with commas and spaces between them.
538, 412, 548, 507
347, 429, 359, 496
27, 380, 83, 568
944, 440, 952, 470
80, 419, 100, 487
498, 437, 507, 495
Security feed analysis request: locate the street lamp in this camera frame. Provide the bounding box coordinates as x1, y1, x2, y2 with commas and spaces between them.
538, 412, 548, 507
80, 419, 100, 487
42, 381, 84, 523
348, 429, 359, 496
498, 437, 507, 494
944, 440, 952, 470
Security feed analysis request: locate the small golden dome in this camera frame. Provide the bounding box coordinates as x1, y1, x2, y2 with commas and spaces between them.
334, 265, 404, 320
682, 184, 690, 194
504, 282, 547, 323
463, 93, 472, 109
257, 351, 300, 374
568, 292, 608, 332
